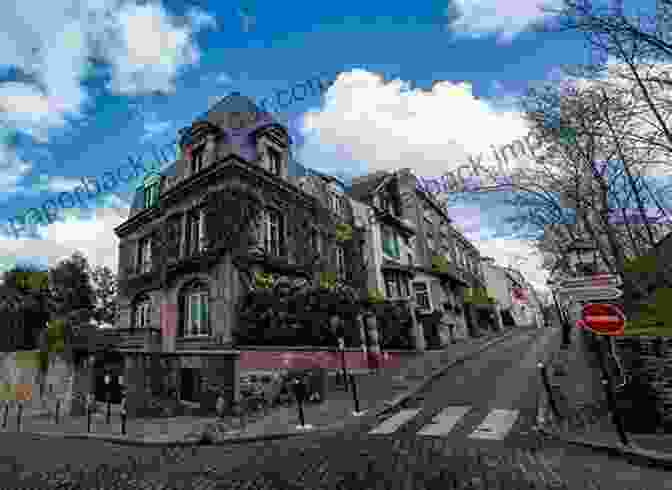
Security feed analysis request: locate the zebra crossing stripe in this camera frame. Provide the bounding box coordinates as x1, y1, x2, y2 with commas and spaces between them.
417, 406, 471, 436
468, 409, 519, 440
369, 409, 421, 434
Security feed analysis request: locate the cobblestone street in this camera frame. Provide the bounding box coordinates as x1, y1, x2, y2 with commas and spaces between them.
5, 431, 672, 489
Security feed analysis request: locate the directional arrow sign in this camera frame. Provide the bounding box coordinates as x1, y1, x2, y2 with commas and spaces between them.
558, 274, 622, 289
557, 287, 623, 302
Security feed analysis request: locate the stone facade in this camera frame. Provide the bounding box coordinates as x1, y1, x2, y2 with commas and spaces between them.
614, 336, 672, 431
109, 93, 366, 416
0, 351, 93, 417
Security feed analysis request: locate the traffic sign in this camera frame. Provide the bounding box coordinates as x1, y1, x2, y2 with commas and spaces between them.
558, 274, 622, 289
581, 303, 625, 336
556, 287, 622, 302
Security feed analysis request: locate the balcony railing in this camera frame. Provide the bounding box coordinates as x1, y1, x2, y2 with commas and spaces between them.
102, 327, 161, 351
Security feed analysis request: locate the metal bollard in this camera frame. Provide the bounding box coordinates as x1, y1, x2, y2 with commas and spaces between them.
87, 394, 94, 433
349, 373, 366, 416
120, 396, 127, 435
16, 403, 23, 432
538, 363, 562, 420
2, 402, 8, 428
55, 400, 60, 424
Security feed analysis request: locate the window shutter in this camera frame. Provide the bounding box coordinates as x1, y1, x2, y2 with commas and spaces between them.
119, 241, 133, 275
178, 293, 186, 337
393, 235, 400, 258
203, 296, 211, 335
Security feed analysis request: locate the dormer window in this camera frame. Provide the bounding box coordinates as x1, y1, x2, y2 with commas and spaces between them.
329, 193, 342, 215
144, 183, 159, 209
191, 145, 205, 174
267, 147, 282, 176
143, 174, 160, 209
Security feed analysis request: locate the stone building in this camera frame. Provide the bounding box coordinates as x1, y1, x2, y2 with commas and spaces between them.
347, 169, 492, 348
103, 93, 362, 416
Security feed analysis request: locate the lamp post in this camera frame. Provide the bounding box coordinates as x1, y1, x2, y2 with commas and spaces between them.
104, 374, 111, 424
562, 240, 630, 445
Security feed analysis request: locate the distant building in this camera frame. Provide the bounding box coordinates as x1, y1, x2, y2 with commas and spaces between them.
481, 258, 542, 328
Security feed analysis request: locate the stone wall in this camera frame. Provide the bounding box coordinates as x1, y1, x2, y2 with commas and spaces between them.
0, 351, 86, 416
614, 336, 672, 432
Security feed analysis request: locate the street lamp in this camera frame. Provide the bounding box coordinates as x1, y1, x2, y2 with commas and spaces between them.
566, 240, 599, 276
104, 374, 111, 424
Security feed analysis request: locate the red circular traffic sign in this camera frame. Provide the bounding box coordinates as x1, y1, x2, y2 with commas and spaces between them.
581, 303, 625, 336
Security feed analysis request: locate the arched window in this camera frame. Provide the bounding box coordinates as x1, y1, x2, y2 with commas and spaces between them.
133, 294, 152, 330
179, 280, 210, 337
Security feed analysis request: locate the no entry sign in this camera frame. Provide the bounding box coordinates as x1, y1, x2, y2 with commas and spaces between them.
581, 303, 625, 336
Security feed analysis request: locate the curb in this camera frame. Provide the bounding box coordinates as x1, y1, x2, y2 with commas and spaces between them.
22, 419, 351, 447
374, 328, 523, 418
9, 329, 523, 447
538, 427, 672, 469
534, 332, 672, 469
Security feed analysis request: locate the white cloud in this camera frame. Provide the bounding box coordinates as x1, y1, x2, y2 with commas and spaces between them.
472, 236, 549, 291
297, 69, 533, 180
0, 141, 31, 199
44, 176, 81, 192
0, 0, 215, 195
448, 0, 563, 42
100, 2, 214, 95
216, 73, 233, 84
0, 207, 123, 273
140, 113, 172, 142
0, 0, 216, 141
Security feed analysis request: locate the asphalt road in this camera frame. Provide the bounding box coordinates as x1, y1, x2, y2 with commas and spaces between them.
359, 326, 553, 450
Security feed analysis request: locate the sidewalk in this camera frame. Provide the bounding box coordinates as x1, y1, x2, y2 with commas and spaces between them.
2, 327, 523, 446
537, 327, 672, 467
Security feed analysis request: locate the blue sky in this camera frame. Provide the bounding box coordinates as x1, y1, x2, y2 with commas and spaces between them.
0, 0, 661, 291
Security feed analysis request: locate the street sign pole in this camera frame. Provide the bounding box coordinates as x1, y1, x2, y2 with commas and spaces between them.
581, 303, 630, 446
551, 287, 572, 348
596, 334, 629, 447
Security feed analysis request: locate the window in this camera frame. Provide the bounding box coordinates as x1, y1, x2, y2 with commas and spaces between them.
381, 226, 400, 258
384, 272, 399, 298
267, 147, 282, 176
186, 210, 203, 256
310, 229, 322, 256
190, 143, 206, 174
427, 235, 435, 253
262, 208, 284, 256
380, 192, 396, 216
442, 246, 451, 261
133, 295, 152, 329
181, 282, 210, 337
384, 272, 410, 299
413, 282, 432, 312
137, 237, 152, 273
144, 183, 159, 209
336, 246, 346, 279
329, 193, 342, 215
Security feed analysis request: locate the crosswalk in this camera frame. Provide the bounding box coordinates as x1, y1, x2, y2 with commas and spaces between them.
369, 406, 522, 441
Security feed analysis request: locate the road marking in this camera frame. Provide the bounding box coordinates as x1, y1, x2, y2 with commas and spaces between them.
467, 409, 519, 440
369, 409, 421, 434
417, 406, 471, 436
